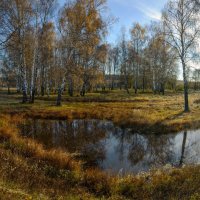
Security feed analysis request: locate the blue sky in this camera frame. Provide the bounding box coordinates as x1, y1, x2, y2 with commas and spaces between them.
58, 0, 169, 43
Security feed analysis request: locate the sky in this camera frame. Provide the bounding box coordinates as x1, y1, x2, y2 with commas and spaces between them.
58, 0, 169, 43
106, 0, 169, 42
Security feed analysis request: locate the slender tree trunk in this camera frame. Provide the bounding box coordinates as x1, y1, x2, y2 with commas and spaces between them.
111, 77, 114, 90
30, 59, 38, 103
182, 60, 189, 112
112, 69, 116, 90
30, 45, 38, 103
134, 67, 138, 94
30, 64, 37, 103
142, 70, 145, 93
40, 64, 45, 96
47, 82, 50, 98
20, 63, 28, 103
126, 88, 130, 94
7, 83, 10, 94
68, 76, 74, 97
16, 73, 21, 93
56, 88, 62, 106
56, 78, 65, 106
22, 87, 27, 103
152, 68, 156, 94
80, 83, 86, 96
126, 84, 129, 94
134, 80, 137, 94
162, 87, 165, 95
31, 90, 35, 103
19, 25, 27, 103
30, 13, 38, 104
124, 74, 129, 94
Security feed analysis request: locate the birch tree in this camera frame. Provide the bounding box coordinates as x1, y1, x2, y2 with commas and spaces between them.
162, 0, 200, 111
130, 23, 146, 94
119, 28, 130, 94
0, 0, 32, 103
30, 0, 56, 102
57, 0, 108, 104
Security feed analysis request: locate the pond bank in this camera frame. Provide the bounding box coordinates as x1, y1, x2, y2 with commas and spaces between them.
1, 114, 200, 199
6, 107, 200, 135
19, 118, 200, 175
1, 92, 200, 134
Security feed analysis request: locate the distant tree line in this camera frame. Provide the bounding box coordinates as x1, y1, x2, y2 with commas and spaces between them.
105, 23, 178, 95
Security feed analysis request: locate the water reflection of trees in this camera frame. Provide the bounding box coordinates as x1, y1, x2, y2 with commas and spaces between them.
113, 129, 200, 171
112, 129, 176, 169
179, 130, 200, 165
21, 119, 108, 166
143, 134, 175, 166
20, 119, 200, 173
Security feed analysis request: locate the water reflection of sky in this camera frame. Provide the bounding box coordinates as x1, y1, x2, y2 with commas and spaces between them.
19, 119, 200, 174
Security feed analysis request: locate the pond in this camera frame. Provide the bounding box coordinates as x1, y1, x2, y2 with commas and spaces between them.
19, 119, 200, 175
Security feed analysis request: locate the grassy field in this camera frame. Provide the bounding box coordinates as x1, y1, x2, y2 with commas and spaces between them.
1, 89, 200, 199
1, 89, 200, 133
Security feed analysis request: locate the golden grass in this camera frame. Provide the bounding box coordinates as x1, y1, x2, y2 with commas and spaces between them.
0, 114, 99, 199
1, 90, 200, 199
1, 91, 199, 133
0, 114, 200, 199
0, 115, 81, 171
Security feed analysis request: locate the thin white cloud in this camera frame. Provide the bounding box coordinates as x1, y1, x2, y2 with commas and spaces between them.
113, 0, 162, 21
134, 1, 162, 21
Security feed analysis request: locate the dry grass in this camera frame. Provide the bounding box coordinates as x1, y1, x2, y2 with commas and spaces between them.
0, 114, 100, 199
1, 90, 200, 199
1, 90, 200, 133
0, 114, 200, 199
0, 115, 81, 171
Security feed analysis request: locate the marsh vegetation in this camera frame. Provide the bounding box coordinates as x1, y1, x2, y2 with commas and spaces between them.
1, 0, 200, 199
0, 90, 200, 199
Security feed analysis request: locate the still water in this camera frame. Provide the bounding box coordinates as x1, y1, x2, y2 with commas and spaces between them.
19, 119, 200, 174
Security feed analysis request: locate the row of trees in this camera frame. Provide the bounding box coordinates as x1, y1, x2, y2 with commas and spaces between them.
0, 0, 108, 105
0, 0, 200, 111
106, 23, 178, 95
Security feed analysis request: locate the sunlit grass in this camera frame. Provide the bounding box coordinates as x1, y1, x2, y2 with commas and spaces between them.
1, 90, 200, 133
0, 113, 200, 199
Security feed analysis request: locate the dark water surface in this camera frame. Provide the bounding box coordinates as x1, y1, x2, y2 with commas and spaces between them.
19, 119, 200, 175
